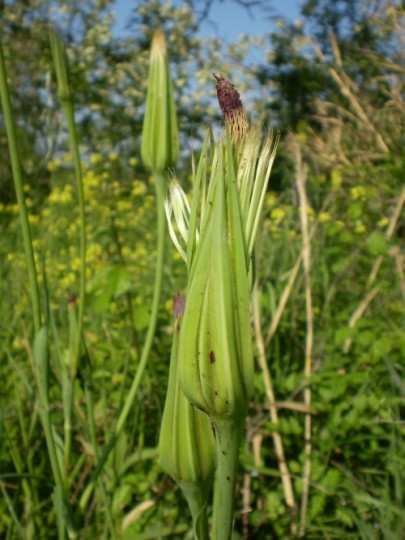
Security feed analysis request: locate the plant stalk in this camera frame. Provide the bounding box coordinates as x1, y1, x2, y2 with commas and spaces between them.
115, 171, 166, 434
211, 419, 243, 540
0, 38, 41, 334
61, 99, 86, 377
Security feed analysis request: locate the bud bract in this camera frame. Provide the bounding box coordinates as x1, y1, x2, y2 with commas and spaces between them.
177, 137, 254, 426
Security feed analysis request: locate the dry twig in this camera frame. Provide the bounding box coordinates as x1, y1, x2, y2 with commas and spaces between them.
252, 283, 296, 516
290, 136, 313, 537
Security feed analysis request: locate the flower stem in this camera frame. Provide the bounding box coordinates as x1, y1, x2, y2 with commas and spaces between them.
0, 38, 41, 334
61, 98, 86, 378
211, 419, 243, 540
115, 171, 166, 435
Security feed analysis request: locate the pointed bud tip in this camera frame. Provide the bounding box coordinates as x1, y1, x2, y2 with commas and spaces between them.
151, 29, 167, 57
213, 74, 248, 138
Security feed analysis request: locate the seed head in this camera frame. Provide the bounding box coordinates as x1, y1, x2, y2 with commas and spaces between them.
214, 74, 248, 139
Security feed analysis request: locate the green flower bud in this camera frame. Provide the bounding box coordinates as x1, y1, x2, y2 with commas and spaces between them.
141, 29, 179, 172
159, 293, 216, 529
177, 140, 254, 425
165, 124, 277, 427
49, 31, 73, 103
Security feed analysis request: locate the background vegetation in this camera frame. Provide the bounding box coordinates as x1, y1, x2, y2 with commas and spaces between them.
1, 0, 405, 538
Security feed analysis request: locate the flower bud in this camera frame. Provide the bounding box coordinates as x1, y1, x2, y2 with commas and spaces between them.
159, 293, 216, 488
177, 141, 254, 426
49, 31, 73, 103
141, 29, 179, 172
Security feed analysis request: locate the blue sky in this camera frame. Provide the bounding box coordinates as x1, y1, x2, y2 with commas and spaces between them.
112, 0, 303, 42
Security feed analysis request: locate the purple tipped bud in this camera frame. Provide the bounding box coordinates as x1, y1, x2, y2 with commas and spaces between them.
214, 74, 248, 138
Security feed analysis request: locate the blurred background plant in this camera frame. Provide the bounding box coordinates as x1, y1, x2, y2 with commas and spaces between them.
1, 0, 405, 538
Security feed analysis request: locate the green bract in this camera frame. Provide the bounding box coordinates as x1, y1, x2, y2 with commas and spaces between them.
165, 126, 278, 426
159, 298, 216, 485
141, 29, 179, 172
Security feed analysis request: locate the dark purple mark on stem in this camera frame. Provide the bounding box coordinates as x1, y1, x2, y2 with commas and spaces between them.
210, 350, 216, 364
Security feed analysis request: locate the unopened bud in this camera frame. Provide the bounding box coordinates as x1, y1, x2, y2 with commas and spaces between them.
141, 30, 179, 172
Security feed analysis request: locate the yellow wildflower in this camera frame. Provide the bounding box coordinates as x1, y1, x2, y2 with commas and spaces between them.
90, 153, 103, 165
319, 212, 332, 223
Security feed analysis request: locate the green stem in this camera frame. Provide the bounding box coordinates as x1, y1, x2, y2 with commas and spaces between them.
62, 299, 76, 487
0, 38, 41, 334
211, 420, 243, 540
57, 98, 85, 485
61, 99, 86, 376
80, 171, 166, 509
179, 482, 210, 540
115, 172, 166, 434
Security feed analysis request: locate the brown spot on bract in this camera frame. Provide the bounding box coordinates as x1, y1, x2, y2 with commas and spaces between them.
210, 350, 216, 364
173, 292, 185, 320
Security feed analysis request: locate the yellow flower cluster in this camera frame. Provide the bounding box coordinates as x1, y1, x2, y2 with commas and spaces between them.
350, 186, 367, 201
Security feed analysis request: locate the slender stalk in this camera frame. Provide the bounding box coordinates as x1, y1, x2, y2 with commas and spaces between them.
211, 420, 243, 540
80, 171, 166, 509
61, 98, 86, 377
0, 39, 41, 334
62, 298, 76, 487
292, 137, 313, 537
115, 171, 166, 434
50, 33, 86, 489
